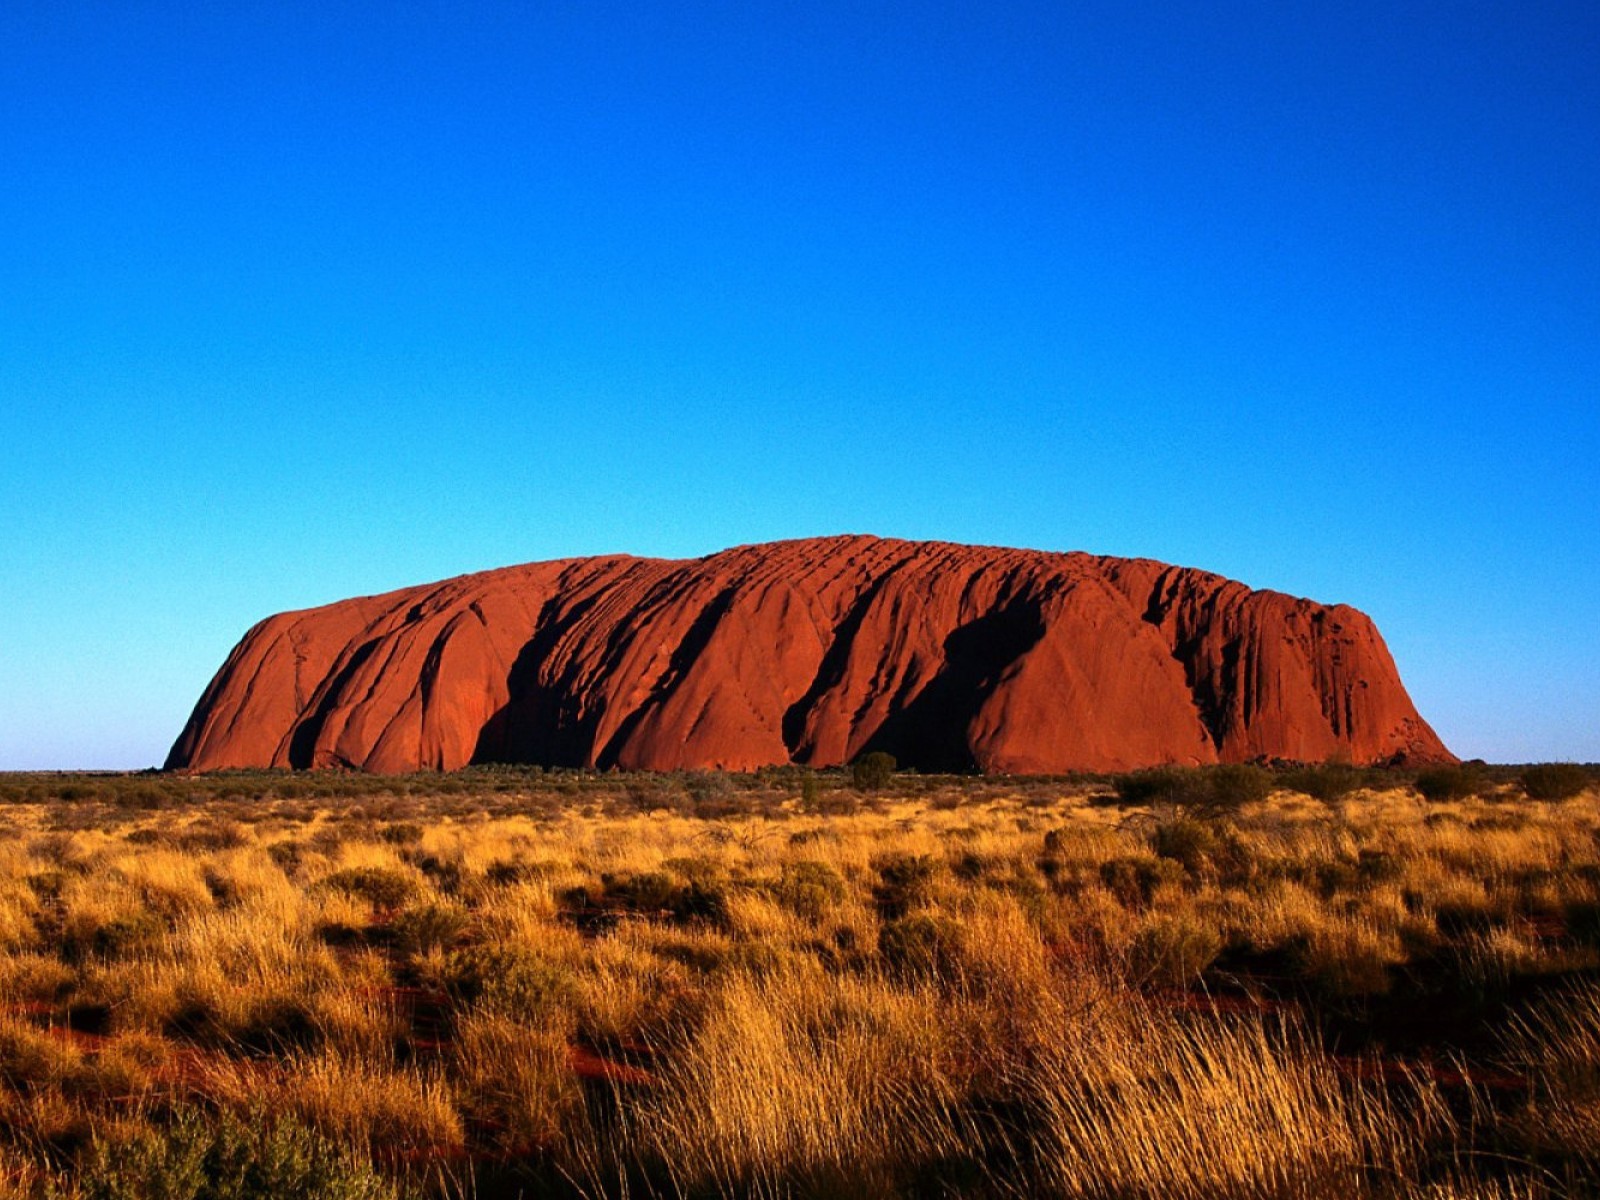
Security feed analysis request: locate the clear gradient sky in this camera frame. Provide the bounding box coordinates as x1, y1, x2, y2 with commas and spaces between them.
2, 2, 1597, 769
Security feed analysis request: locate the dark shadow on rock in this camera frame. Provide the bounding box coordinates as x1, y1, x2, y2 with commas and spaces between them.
594, 584, 738, 768
471, 595, 604, 767
862, 599, 1047, 773
781, 563, 908, 760
286, 639, 380, 768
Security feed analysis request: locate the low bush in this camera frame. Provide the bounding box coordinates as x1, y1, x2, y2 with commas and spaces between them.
1520, 763, 1592, 801
76, 1108, 399, 1200
175, 820, 249, 852
1205, 764, 1274, 811
799, 771, 822, 808
266, 841, 305, 873
1292, 929, 1394, 998
850, 752, 897, 791
1415, 766, 1485, 803
1114, 767, 1198, 807
562, 871, 731, 929
234, 996, 323, 1058
672, 879, 731, 926
0, 1017, 92, 1094
482, 858, 536, 886
680, 770, 761, 818
1115, 764, 1270, 816
404, 851, 466, 894
1282, 762, 1364, 804
600, 871, 679, 911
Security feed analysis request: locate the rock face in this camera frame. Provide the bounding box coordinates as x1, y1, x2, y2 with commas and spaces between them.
167, 535, 1453, 774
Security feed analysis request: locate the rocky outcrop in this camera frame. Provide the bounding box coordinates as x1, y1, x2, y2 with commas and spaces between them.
166, 536, 1453, 773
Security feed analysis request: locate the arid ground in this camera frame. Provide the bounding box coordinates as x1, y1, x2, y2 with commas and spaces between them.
0, 762, 1597, 1198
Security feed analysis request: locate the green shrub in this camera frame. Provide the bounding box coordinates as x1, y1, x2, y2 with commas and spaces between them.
1357, 849, 1404, 885
0, 1020, 93, 1094
114, 784, 173, 811
601, 871, 678, 911
1520, 763, 1591, 801
950, 851, 991, 881
483, 858, 537, 886
685, 771, 746, 817
572, 871, 730, 928
850, 752, 897, 791
1205, 764, 1273, 811
266, 842, 305, 873
403, 851, 465, 894
1313, 859, 1363, 897
77, 1108, 398, 1200
671, 879, 731, 926
1294, 933, 1393, 998
175, 820, 249, 852
655, 859, 725, 904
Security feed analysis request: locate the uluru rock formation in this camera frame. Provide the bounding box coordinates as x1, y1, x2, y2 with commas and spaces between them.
167, 535, 1453, 774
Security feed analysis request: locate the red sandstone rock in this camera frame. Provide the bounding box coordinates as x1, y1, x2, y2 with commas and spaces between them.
166, 536, 1453, 774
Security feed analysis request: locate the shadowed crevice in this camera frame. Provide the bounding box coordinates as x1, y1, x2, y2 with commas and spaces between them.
593, 584, 739, 768
862, 599, 1047, 773
286, 640, 381, 769
781, 564, 908, 761
1143, 571, 1235, 754
470, 594, 603, 767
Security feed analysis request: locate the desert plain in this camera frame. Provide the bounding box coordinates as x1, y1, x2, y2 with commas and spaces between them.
1, 761, 1598, 1198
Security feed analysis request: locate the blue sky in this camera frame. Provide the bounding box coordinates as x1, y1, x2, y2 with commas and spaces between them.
2, 1, 1596, 768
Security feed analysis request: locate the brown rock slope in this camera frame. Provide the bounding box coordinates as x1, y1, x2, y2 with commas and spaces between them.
166, 535, 1453, 774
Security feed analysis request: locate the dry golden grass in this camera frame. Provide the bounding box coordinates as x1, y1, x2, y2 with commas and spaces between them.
0, 766, 1595, 1197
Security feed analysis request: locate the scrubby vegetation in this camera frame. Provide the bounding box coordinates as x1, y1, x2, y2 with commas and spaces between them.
0, 760, 1595, 1197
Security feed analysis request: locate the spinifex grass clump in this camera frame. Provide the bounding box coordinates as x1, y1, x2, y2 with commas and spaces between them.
0, 763, 1595, 1197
